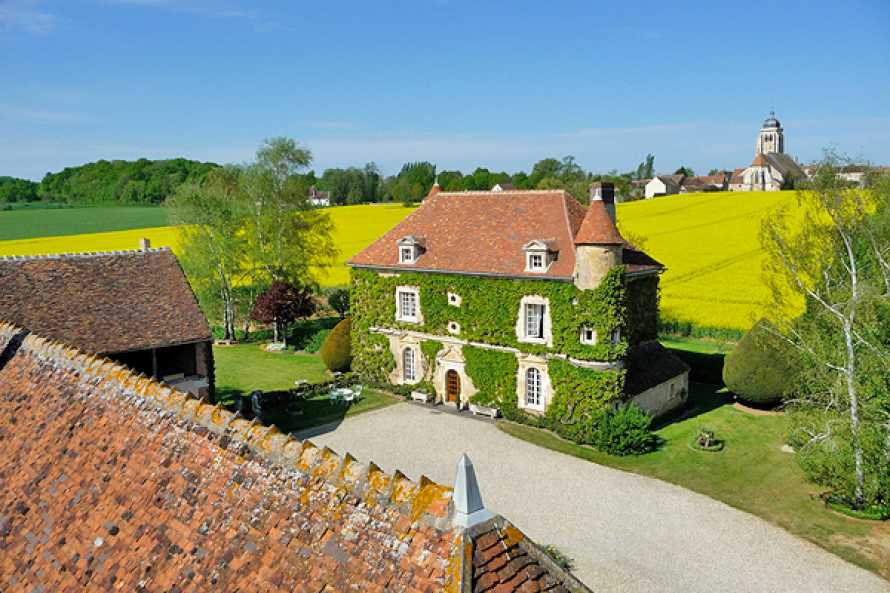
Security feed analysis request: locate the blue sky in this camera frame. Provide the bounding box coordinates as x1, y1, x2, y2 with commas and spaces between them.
1, 0, 889, 181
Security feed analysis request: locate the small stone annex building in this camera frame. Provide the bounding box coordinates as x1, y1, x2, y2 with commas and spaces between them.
349, 182, 689, 419
0, 323, 589, 593
0, 244, 214, 397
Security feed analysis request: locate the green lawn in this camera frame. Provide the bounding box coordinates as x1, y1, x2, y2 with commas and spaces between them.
212, 343, 401, 432
498, 383, 889, 579
660, 335, 736, 354
0, 205, 169, 240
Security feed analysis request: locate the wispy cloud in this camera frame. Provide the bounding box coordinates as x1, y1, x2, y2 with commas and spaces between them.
0, 105, 88, 124
0, 0, 55, 34
102, 0, 276, 29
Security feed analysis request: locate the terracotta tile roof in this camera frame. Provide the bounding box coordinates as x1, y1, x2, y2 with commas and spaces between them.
624, 340, 691, 395
0, 249, 211, 354
730, 168, 746, 184
622, 244, 663, 275
350, 189, 660, 279
751, 153, 768, 167
461, 516, 591, 593
574, 200, 623, 245
0, 323, 589, 593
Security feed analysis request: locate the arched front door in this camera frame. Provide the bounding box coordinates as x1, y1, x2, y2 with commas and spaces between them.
445, 370, 460, 403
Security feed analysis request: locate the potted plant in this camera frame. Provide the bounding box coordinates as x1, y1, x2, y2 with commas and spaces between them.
690, 427, 724, 452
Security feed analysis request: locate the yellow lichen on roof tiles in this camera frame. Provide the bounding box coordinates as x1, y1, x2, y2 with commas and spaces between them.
210, 404, 230, 426
411, 476, 452, 522
313, 447, 341, 479
502, 523, 525, 548
368, 461, 391, 494
298, 440, 321, 470
391, 470, 419, 504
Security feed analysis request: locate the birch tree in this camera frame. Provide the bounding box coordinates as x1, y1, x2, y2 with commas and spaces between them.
761, 155, 890, 507
167, 167, 248, 341
241, 138, 337, 290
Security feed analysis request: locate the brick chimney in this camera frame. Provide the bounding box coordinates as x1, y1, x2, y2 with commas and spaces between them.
139, 238, 151, 251
590, 182, 616, 224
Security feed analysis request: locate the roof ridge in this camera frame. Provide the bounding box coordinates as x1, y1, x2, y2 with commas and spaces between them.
0, 322, 454, 530
434, 189, 567, 197
0, 247, 172, 262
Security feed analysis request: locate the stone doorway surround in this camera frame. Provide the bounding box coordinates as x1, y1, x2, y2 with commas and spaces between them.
432, 344, 477, 407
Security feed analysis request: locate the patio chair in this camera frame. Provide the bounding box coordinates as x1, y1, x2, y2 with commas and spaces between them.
328, 388, 341, 405
351, 384, 364, 400
342, 391, 356, 405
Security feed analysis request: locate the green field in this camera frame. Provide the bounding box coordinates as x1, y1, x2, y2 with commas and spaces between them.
0, 193, 799, 331
0, 206, 168, 241
499, 384, 890, 579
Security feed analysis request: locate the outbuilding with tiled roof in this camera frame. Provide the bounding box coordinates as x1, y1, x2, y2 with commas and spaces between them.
0, 243, 214, 397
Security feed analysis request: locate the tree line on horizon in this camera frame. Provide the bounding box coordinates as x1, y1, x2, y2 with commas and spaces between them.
0, 152, 661, 207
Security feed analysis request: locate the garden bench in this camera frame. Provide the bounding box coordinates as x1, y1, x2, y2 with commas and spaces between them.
411, 390, 433, 403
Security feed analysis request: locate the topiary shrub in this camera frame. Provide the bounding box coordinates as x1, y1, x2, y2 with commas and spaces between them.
723, 318, 800, 405
320, 318, 352, 372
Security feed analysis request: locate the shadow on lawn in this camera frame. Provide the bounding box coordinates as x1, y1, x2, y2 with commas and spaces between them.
651, 382, 733, 430
213, 388, 352, 436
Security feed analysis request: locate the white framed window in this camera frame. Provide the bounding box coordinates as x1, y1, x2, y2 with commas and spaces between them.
525, 303, 545, 339
527, 252, 545, 271
525, 368, 542, 409
399, 246, 415, 264
395, 287, 420, 323
580, 326, 597, 345
447, 291, 461, 306
403, 348, 416, 382
611, 327, 621, 344
447, 321, 461, 335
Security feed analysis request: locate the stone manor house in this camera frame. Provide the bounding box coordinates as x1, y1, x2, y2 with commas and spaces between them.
349, 182, 689, 418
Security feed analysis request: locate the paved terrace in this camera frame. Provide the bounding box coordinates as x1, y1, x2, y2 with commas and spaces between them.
298, 403, 890, 593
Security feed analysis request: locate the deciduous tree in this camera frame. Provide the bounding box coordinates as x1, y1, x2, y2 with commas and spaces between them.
762, 154, 890, 507
250, 281, 316, 344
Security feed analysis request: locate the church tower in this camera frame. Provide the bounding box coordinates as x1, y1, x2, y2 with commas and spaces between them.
755, 111, 784, 154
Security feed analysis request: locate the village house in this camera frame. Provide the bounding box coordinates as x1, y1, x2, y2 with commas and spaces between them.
348, 182, 689, 419
0, 322, 590, 593
644, 172, 728, 198
0, 241, 214, 397
308, 184, 331, 207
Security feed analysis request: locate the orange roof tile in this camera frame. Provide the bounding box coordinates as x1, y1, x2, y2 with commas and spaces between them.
350, 189, 659, 279
0, 323, 591, 593
0, 249, 210, 354
574, 200, 624, 245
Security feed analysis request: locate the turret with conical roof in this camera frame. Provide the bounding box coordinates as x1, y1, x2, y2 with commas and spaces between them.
573, 182, 624, 290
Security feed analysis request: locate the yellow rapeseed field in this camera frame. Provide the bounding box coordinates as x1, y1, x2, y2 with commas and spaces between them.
0, 194, 797, 331
0, 203, 417, 287
617, 190, 799, 330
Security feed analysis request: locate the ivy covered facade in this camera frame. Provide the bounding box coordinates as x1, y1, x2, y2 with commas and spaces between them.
348, 183, 688, 426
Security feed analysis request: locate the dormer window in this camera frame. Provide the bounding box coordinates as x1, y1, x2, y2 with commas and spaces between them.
396, 235, 426, 265
522, 240, 556, 273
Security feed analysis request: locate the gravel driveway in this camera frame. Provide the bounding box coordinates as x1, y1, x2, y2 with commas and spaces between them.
297, 403, 889, 593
